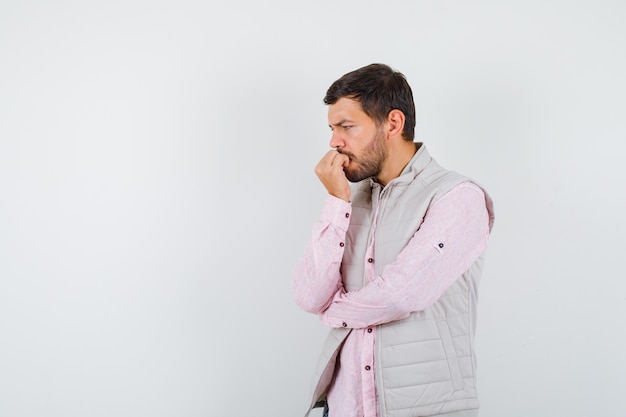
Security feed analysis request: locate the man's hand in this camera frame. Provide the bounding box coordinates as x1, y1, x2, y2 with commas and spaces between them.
314, 150, 351, 202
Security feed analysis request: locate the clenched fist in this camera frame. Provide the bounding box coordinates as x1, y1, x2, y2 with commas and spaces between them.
314, 150, 351, 202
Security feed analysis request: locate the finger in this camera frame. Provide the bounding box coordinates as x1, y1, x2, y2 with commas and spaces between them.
316, 151, 342, 176
321, 150, 339, 165
337, 153, 350, 167
329, 151, 348, 167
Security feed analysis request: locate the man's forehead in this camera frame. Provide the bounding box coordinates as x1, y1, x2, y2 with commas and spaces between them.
328, 97, 367, 122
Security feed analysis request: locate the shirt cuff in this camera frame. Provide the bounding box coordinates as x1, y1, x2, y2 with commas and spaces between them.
319, 299, 348, 328
320, 194, 352, 231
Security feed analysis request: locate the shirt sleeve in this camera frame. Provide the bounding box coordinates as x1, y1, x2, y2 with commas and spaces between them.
292, 194, 352, 314
320, 182, 491, 329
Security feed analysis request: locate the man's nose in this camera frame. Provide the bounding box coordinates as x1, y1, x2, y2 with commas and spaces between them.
330, 132, 344, 149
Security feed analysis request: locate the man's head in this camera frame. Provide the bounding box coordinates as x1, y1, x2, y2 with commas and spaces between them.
324, 63, 416, 142
324, 64, 416, 185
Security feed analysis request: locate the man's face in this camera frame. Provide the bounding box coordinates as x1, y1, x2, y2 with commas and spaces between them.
328, 97, 387, 183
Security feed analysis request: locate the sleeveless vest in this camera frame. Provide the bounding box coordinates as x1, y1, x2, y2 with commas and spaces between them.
306, 144, 495, 417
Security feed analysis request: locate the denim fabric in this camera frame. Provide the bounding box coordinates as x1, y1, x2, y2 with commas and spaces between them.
322, 402, 329, 417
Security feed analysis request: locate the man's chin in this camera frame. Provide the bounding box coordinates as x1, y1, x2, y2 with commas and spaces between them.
345, 170, 371, 183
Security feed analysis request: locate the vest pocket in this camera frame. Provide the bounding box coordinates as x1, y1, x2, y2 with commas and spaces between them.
435, 319, 464, 391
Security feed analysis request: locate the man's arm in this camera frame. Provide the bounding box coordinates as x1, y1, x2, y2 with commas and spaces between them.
292, 150, 352, 313
320, 182, 491, 329
292, 195, 351, 313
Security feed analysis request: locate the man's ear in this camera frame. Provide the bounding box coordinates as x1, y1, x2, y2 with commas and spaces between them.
386, 109, 406, 140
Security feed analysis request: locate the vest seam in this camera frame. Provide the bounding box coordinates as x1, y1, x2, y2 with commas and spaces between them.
382, 358, 448, 369
384, 374, 478, 388
382, 356, 475, 370
388, 403, 480, 412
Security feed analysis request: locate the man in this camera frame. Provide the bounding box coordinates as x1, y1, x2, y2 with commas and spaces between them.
293, 63, 494, 417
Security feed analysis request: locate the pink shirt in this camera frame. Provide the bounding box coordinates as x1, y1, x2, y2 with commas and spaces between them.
293, 182, 490, 417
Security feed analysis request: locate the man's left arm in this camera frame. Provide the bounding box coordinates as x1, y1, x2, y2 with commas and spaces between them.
320, 182, 491, 329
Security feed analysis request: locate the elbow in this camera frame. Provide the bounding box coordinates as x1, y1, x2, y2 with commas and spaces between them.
293, 290, 330, 315
292, 267, 337, 315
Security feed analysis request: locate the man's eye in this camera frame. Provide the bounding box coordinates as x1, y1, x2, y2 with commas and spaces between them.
343, 125, 353, 130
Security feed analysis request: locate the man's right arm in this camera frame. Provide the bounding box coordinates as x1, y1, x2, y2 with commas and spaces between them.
292, 195, 351, 314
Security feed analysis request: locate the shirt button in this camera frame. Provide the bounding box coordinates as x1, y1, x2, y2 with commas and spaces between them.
367, 328, 372, 333
367, 258, 374, 263
345, 213, 350, 218
365, 365, 371, 371
438, 243, 444, 248
342, 322, 347, 328
339, 242, 345, 247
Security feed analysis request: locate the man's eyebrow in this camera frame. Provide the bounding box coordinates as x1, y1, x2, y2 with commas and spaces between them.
329, 119, 354, 127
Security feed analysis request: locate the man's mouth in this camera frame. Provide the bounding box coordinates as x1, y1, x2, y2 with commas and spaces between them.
338, 150, 355, 161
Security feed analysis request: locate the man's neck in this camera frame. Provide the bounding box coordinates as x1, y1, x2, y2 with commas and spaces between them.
376, 141, 419, 186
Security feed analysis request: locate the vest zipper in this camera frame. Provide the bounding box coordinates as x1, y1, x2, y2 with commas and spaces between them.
363, 184, 381, 287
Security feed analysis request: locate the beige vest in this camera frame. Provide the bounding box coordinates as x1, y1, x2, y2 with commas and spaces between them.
306, 144, 495, 417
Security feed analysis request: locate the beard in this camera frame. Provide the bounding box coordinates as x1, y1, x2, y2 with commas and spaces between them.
339, 128, 387, 183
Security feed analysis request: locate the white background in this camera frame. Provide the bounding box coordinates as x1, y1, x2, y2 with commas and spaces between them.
1, 1, 625, 416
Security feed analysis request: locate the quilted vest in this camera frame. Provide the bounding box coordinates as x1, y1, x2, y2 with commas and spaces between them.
305, 144, 495, 417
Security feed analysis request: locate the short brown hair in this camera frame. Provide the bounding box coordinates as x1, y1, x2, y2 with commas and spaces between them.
324, 63, 416, 141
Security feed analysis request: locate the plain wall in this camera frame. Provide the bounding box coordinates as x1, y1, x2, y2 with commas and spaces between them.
1, 1, 625, 416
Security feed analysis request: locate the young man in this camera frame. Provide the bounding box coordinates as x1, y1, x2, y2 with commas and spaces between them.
293, 63, 494, 417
